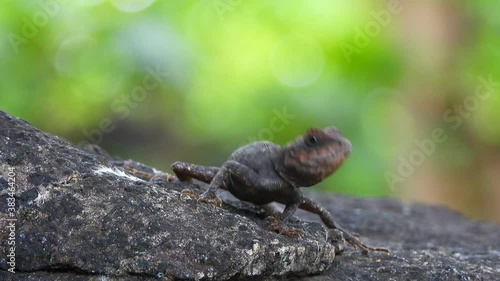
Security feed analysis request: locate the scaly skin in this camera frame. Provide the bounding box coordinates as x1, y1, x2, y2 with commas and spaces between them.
172, 127, 389, 254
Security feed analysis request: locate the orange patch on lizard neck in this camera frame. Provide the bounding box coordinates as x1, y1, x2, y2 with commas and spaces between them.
299, 151, 308, 162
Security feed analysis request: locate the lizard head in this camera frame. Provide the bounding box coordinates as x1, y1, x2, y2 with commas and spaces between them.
277, 126, 352, 187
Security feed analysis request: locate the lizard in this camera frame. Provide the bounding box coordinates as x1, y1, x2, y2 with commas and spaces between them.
171, 126, 389, 254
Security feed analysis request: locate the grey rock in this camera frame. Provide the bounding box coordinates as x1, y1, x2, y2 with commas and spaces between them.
0, 110, 499, 280
0, 110, 340, 280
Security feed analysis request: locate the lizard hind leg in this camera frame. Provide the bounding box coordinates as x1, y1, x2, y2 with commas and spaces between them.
171, 162, 222, 207
196, 164, 233, 208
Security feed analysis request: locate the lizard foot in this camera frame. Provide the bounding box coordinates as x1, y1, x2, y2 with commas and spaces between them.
198, 190, 223, 208
266, 216, 305, 238
179, 189, 222, 207
342, 231, 391, 255
179, 189, 200, 201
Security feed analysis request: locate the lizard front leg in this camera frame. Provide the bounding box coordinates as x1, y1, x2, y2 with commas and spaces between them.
266, 201, 305, 238
195, 160, 261, 205
172, 160, 275, 206
299, 196, 390, 254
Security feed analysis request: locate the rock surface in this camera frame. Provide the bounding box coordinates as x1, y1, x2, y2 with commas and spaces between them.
0, 110, 499, 280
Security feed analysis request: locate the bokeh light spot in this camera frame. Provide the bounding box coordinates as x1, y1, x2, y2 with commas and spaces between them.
110, 0, 155, 13
74, 0, 106, 7
54, 35, 95, 77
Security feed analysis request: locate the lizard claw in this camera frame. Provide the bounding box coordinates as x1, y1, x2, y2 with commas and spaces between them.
342, 231, 391, 255
266, 216, 305, 238
179, 188, 200, 201
266, 216, 280, 230
280, 227, 305, 238
179, 189, 222, 207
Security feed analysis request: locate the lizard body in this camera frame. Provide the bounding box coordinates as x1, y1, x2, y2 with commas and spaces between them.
172, 127, 389, 254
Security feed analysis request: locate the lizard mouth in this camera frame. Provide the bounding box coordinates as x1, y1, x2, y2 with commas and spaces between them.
301, 127, 351, 167
303, 137, 351, 174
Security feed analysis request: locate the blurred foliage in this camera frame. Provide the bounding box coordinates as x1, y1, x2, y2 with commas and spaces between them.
1, 0, 499, 221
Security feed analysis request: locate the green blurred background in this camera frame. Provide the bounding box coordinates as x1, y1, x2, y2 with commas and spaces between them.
1, 0, 499, 222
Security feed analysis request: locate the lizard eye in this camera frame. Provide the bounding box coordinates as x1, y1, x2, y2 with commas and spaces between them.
306, 135, 319, 146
